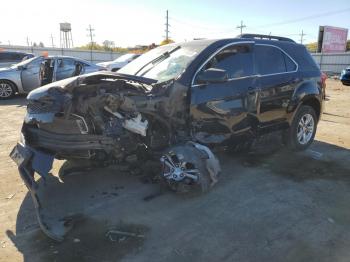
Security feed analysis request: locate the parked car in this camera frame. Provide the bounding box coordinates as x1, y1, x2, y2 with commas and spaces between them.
97, 53, 140, 71
0, 55, 105, 99
340, 67, 350, 85
0, 50, 34, 68
10, 34, 324, 241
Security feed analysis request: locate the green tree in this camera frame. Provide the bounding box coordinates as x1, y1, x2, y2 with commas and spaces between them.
160, 39, 175, 46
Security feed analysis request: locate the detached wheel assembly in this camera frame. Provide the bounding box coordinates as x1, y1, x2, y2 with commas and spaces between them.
160, 142, 221, 194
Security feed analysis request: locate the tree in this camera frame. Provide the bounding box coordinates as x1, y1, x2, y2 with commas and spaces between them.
305, 42, 317, 53
160, 39, 175, 46
39, 42, 45, 48
103, 40, 115, 51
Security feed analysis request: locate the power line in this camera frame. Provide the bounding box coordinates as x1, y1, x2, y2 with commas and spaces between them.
165, 10, 170, 41
236, 20, 246, 35
86, 24, 95, 62
299, 30, 306, 44
50, 34, 55, 48
255, 7, 350, 28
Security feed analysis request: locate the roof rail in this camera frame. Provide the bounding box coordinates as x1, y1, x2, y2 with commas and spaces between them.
239, 34, 295, 43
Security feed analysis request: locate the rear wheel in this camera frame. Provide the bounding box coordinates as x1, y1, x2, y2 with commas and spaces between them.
0, 80, 15, 99
285, 105, 317, 151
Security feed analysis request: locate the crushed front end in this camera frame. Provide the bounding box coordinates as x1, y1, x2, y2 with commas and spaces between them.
10, 72, 221, 241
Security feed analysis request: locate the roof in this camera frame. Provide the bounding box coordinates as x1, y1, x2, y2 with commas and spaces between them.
173, 35, 300, 50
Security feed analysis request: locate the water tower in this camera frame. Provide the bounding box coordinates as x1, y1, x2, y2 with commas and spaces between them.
60, 23, 73, 48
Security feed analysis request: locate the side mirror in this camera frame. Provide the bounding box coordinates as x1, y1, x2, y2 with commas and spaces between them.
17, 65, 26, 70
196, 68, 228, 84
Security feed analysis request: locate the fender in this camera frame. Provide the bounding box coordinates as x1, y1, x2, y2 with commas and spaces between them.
287, 79, 323, 124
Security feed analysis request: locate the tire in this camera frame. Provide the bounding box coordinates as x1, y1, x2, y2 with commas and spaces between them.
285, 105, 317, 151
0, 80, 15, 99
161, 145, 211, 194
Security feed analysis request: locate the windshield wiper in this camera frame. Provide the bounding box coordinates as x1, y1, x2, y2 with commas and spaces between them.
135, 45, 181, 76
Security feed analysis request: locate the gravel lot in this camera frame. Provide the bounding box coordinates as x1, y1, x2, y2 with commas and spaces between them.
0, 79, 350, 262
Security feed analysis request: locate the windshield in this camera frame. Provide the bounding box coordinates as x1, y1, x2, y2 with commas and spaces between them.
113, 53, 135, 63
11, 56, 39, 68
118, 44, 206, 82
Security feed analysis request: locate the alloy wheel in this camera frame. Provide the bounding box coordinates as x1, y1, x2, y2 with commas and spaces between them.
297, 113, 315, 145
0, 82, 13, 98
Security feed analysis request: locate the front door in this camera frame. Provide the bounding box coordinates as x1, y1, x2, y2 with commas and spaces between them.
190, 42, 259, 144
21, 57, 44, 92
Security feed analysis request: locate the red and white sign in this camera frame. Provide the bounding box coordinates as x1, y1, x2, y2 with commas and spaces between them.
322, 26, 348, 53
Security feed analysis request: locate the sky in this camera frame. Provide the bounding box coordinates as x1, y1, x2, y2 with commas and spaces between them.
1, 0, 350, 47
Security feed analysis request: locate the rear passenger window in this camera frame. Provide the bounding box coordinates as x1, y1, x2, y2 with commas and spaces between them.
203, 44, 254, 79
255, 45, 296, 75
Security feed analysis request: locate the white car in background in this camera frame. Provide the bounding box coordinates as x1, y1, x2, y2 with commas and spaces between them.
97, 53, 140, 72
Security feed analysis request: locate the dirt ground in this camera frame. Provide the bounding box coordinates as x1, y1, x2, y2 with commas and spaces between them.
0, 79, 350, 262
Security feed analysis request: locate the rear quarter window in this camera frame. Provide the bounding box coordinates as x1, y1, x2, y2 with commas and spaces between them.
255, 45, 289, 75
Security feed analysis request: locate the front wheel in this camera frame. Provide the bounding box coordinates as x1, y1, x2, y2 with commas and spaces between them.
285, 105, 317, 151
0, 80, 15, 99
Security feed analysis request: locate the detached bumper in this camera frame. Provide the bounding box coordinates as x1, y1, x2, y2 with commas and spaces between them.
10, 143, 75, 241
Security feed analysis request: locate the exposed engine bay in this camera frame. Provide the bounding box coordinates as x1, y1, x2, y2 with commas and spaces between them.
13, 73, 221, 241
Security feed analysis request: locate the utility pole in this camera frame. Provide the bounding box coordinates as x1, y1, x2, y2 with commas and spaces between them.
236, 20, 246, 35
299, 30, 306, 44
26, 37, 30, 47
165, 10, 170, 41
50, 34, 55, 48
86, 24, 95, 62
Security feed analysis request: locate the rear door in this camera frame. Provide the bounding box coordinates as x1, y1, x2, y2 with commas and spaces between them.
55, 58, 76, 81
21, 57, 44, 91
254, 44, 298, 126
190, 42, 259, 144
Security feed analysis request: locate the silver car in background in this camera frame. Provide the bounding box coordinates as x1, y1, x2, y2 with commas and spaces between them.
97, 53, 140, 72
0, 55, 105, 99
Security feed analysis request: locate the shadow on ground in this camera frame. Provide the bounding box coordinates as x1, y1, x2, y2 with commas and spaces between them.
6, 140, 350, 262
0, 95, 27, 107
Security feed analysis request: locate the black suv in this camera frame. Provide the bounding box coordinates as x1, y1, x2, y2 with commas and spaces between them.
10, 34, 323, 240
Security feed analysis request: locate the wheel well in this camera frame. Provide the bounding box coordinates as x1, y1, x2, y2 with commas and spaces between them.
0, 79, 18, 93
302, 98, 320, 120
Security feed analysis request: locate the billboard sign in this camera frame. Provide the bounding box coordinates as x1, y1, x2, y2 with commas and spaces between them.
318, 26, 348, 53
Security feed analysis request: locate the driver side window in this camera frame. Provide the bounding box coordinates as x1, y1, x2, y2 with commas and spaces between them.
198, 44, 254, 83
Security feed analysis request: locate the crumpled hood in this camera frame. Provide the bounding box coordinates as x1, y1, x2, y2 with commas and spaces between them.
27, 71, 157, 100
27, 76, 79, 100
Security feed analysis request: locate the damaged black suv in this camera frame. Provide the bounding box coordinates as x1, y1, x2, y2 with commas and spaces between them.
10, 34, 324, 240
